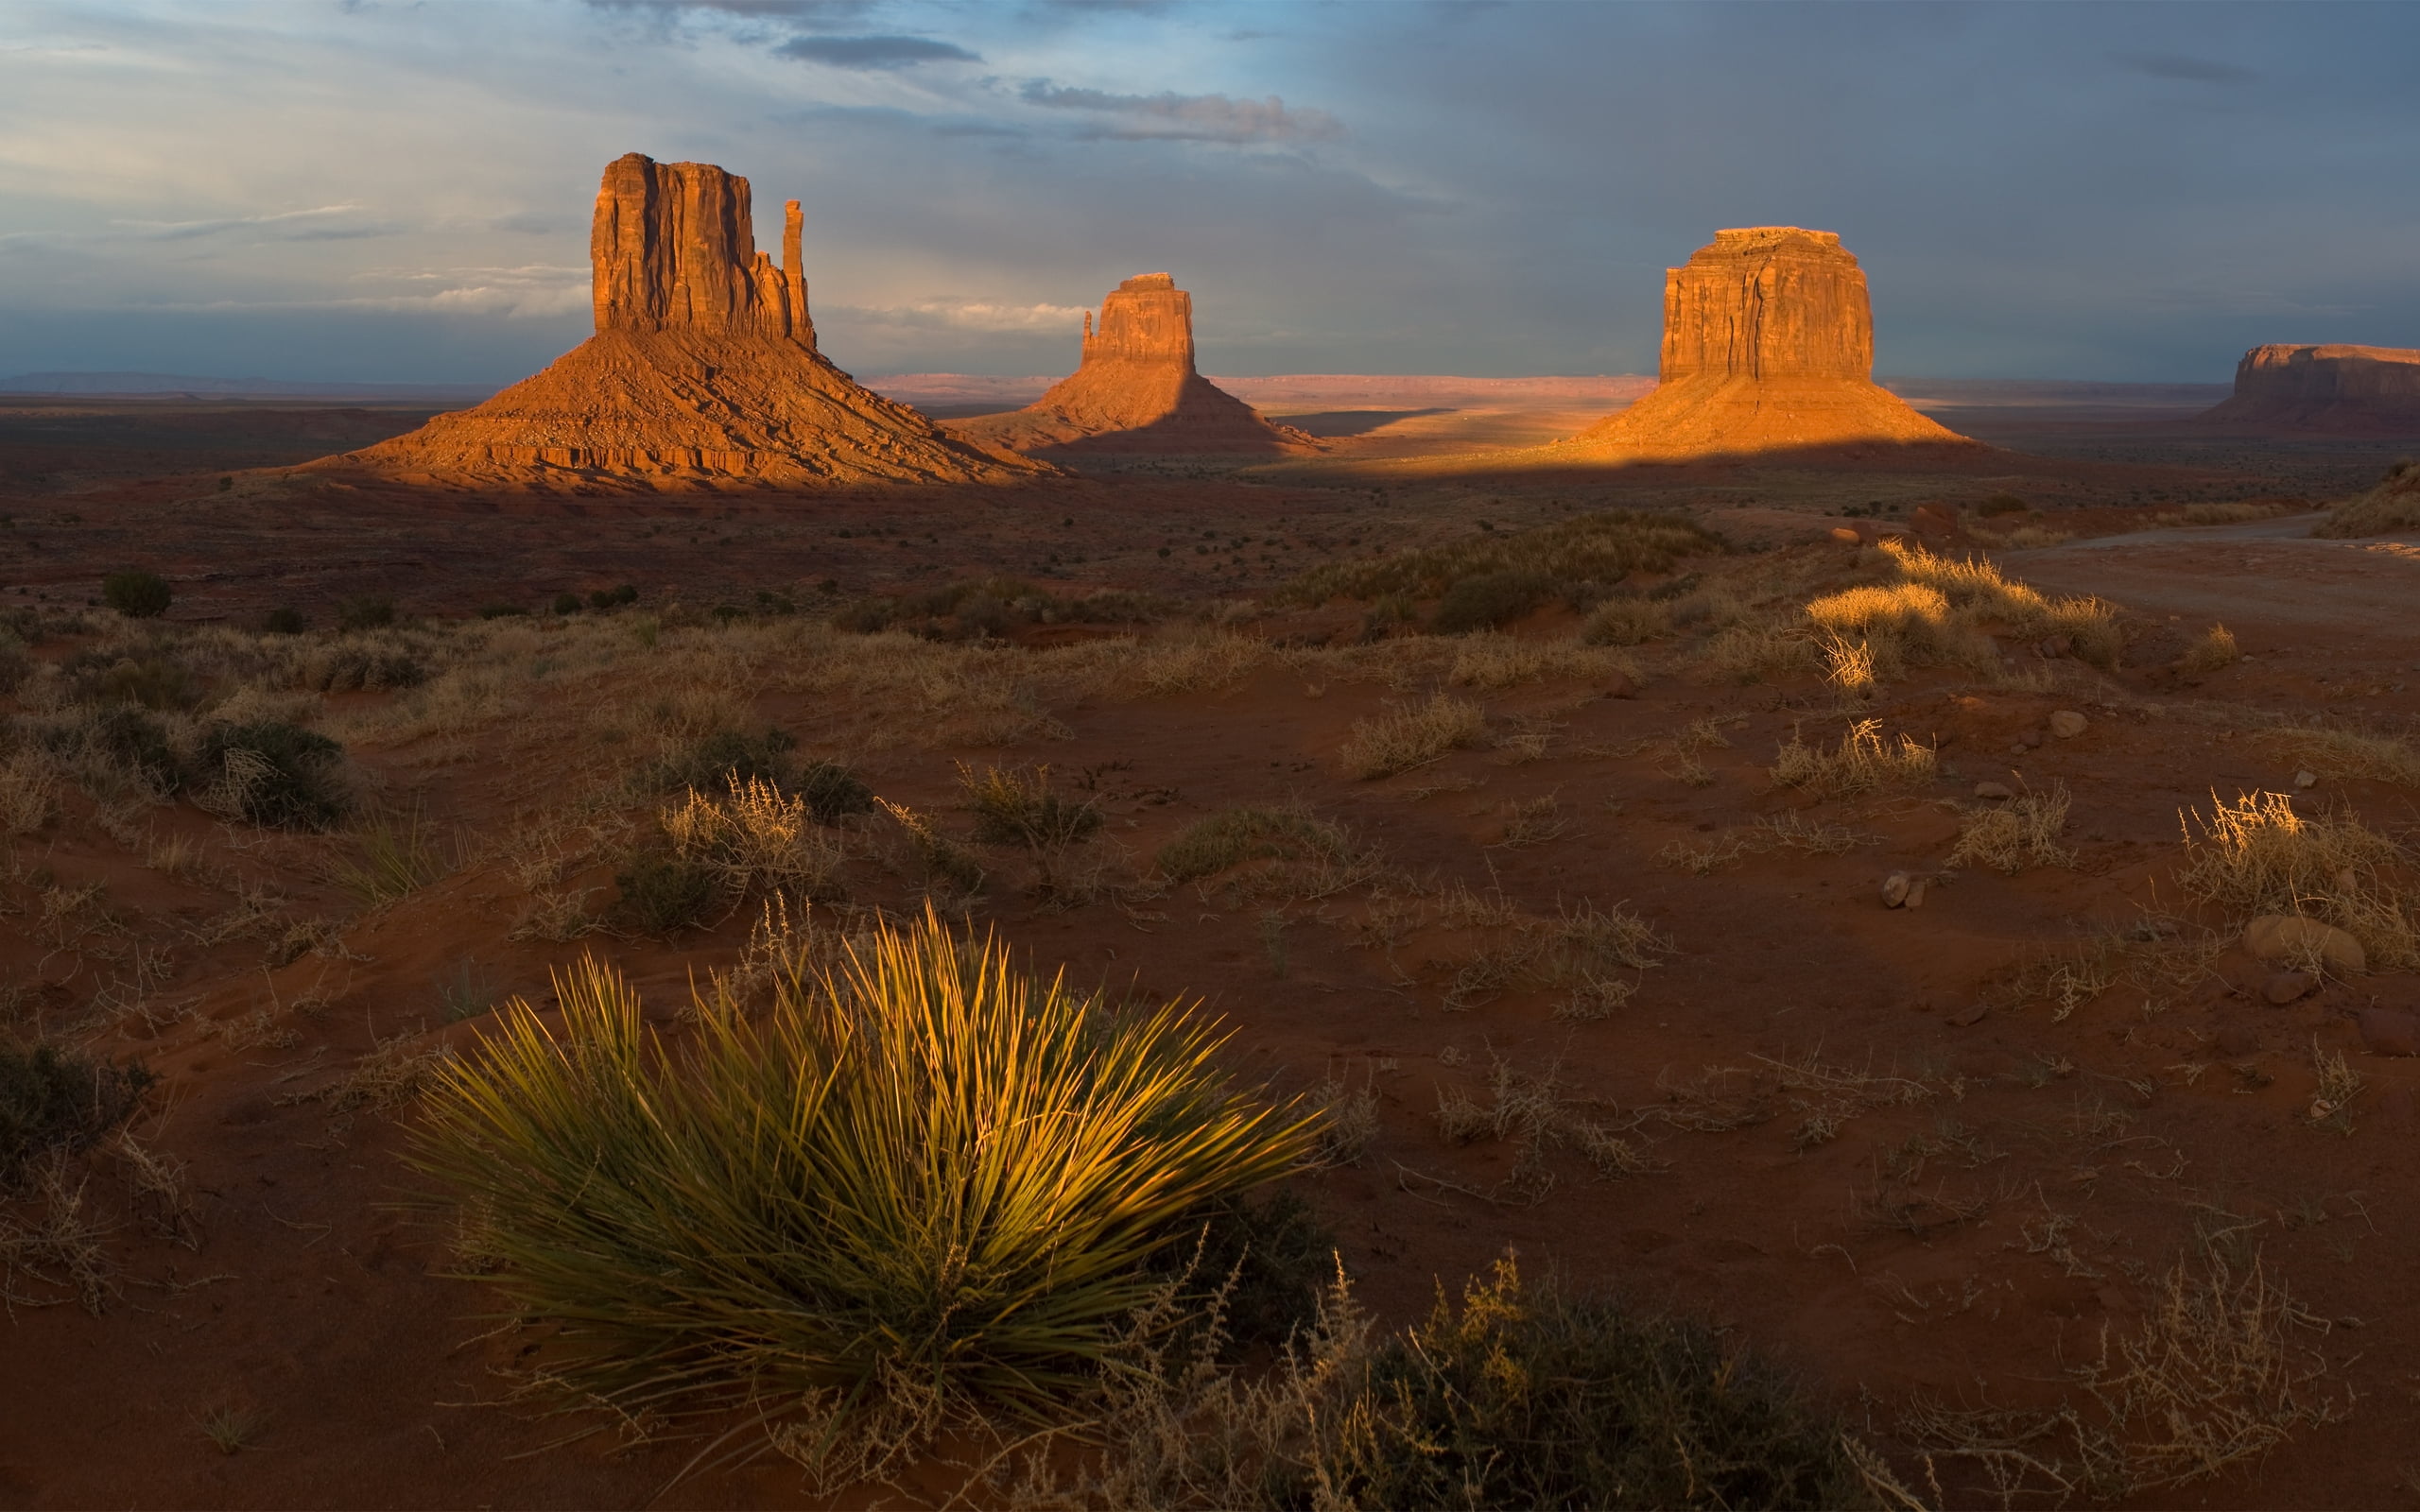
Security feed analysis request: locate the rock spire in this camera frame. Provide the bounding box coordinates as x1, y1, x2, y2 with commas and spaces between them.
2194, 344, 2420, 435
954, 272, 1311, 455
1565, 228, 1973, 459
311, 153, 1040, 490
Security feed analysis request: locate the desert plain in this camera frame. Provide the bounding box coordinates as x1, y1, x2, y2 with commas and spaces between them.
6, 155, 2420, 1512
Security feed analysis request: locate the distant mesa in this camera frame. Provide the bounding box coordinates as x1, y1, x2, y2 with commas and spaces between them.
952, 273, 1314, 455
310, 153, 1047, 490
1560, 227, 1978, 461
2192, 344, 2420, 436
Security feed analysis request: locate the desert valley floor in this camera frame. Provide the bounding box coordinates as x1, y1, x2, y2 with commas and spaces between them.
4, 387, 2420, 1508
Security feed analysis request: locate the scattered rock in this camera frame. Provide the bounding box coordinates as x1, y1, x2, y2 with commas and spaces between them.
2358, 1007, 2420, 1057
2048, 710, 2088, 739
2038, 635, 2073, 660
1945, 1003, 1989, 1027
2019, 730, 2045, 748
2243, 915, 2365, 975
2294, 769, 2319, 790
1828, 525, 1862, 544
1881, 870, 1911, 908
1974, 781, 2014, 800
1602, 670, 1641, 699
1910, 502, 1959, 537
2213, 1023, 2261, 1057
2260, 971, 2317, 1005
1904, 876, 1930, 908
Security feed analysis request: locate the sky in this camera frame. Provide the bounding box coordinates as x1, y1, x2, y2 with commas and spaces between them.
2, 0, 2417, 386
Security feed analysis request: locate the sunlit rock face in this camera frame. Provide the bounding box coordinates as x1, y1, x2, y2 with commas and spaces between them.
954, 273, 1312, 455
2194, 344, 2420, 435
308, 154, 1045, 490
1567, 227, 1975, 460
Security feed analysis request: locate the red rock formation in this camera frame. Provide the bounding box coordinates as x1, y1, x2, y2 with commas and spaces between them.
314, 153, 1041, 490
953, 273, 1312, 455
2193, 344, 2420, 435
1563, 228, 1975, 460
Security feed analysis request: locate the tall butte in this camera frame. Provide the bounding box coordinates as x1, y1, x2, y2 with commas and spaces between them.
2193, 344, 2420, 435
954, 273, 1310, 455
1563, 227, 1974, 460
314, 153, 1046, 489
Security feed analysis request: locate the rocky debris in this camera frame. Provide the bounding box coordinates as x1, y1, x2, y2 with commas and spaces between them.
1602, 670, 1642, 699
1945, 1003, 1988, 1027
2261, 971, 2317, 1005
1974, 781, 2014, 800
2294, 769, 2319, 790
2193, 343, 2420, 436
1880, 870, 1931, 908
2359, 1006, 2420, 1057
2049, 710, 2088, 739
2242, 915, 2365, 976
2038, 635, 2073, 659
1910, 502, 1960, 537
1560, 228, 1979, 461
307, 154, 1046, 490
953, 273, 1313, 456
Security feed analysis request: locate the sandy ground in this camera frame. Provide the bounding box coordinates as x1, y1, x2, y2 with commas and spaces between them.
5, 394, 2420, 1507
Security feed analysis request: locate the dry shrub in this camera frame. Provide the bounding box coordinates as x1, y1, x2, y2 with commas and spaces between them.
2259, 726, 2420, 787
875, 798, 987, 897
1660, 814, 1879, 874
1312, 1075, 1381, 1165
1878, 541, 2122, 666
1444, 633, 1639, 691
0, 1153, 117, 1314
1771, 719, 1938, 799
2178, 624, 2240, 675
2177, 791, 2414, 970
1125, 633, 1265, 697
0, 750, 56, 836
1440, 901, 1668, 1019
1280, 509, 1723, 606
662, 774, 847, 902
1433, 1056, 1657, 1196
1947, 782, 2075, 873
2312, 459, 2420, 538
1695, 623, 1822, 685
1579, 595, 1673, 646
1340, 695, 1486, 780
1904, 1245, 2345, 1504
1155, 805, 1374, 902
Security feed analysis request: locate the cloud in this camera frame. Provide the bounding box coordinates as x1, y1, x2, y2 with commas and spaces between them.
2112, 52, 2259, 86
585, 1, 875, 18
834, 297, 1091, 333
775, 33, 980, 69
1018, 82, 1342, 143
114, 204, 398, 243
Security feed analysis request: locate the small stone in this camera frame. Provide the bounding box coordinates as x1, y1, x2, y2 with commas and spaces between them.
1602, 669, 1641, 699
1904, 876, 1930, 909
2243, 915, 2365, 975
1946, 1003, 1989, 1027
1881, 870, 1911, 908
2048, 709, 2087, 739
1974, 781, 2014, 800
1828, 525, 1862, 544
2358, 1007, 2420, 1057
2293, 769, 2318, 790
2039, 635, 2073, 660
2020, 730, 2045, 748
2261, 971, 2316, 1005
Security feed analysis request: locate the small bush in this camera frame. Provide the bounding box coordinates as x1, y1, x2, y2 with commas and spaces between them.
2178, 791, 2413, 969
661, 774, 846, 902
960, 763, 1104, 851
261, 606, 306, 635
2313, 461, 2420, 538
1340, 695, 1487, 780
646, 727, 798, 793
796, 759, 874, 825
193, 721, 350, 829
1977, 492, 2031, 516
1581, 594, 1673, 646
475, 603, 527, 621
1157, 806, 1357, 884
68, 653, 198, 711
1947, 782, 2075, 873
2261, 726, 2420, 787
3, 1041, 153, 1187
1282, 510, 1723, 607
2179, 624, 2241, 674
46, 705, 180, 792
552, 593, 582, 616
1147, 1186, 1333, 1351
102, 570, 171, 620
613, 849, 722, 934
408, 916, 1318, 1472
1772, 719, 1937, 800
1429, 569, 1549, 635
335, 594, 395, 632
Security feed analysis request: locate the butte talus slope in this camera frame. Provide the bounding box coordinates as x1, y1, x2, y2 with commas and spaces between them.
1557, 227, 1977, 462
953, 273, 1313, 456
2193, 343, 2420, 436
313, 154, 1048, 490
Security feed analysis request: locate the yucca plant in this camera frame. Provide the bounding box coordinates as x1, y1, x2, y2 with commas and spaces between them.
408, 910, 1318, 1470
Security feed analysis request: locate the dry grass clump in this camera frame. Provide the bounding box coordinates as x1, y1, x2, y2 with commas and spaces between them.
1695, 623, 1824, 685
1054, 1254, 1882, 1511
1877, 540, 2122, 667
662, 773, 848, 902
1579, 595, 1673, 646
409, 914, 1318, 1484
1280, 510, 1722, 607
1339, 695, 1487, 780
1154, 806, 1372, 902
2178, 624, 2241, 675
1443, 633, 1640, 691
1438, 900, 1668, 1019
1904, 1244, 2344, 1504
2176, 791, 2414, 969
1771, 719, 1938, 800
1122, 633, 1265, 698
0, 749, 56, 836
2259, 726, 2420, 787
1947, 782, 2075, 873
2312, 458, 2420, 538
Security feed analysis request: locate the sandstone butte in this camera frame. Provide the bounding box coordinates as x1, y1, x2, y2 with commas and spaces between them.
2192, 343, 2420, 436
309, 154, 1049, 490
1556, 227, 1977, 461
952, 273, 1313, 455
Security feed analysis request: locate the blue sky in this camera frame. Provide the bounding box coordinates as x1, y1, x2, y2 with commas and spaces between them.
2, 0, 2415, 384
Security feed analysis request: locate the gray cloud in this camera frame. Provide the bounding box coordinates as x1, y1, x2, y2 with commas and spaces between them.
775, 33, 980, 68
1018, 83, 1343, 143
116, 205, 399, 243
586, 0, 875, 19
2113, 51, 2260, 85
